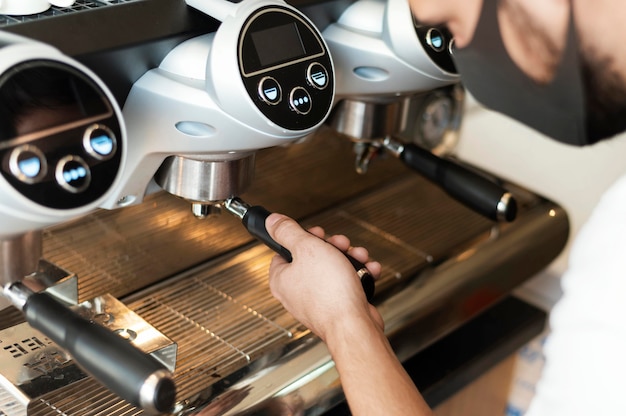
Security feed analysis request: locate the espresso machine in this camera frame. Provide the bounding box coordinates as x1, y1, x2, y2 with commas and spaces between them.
0, 0, 569, 415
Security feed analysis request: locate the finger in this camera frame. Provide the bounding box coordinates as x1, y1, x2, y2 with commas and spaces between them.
269, 251, 289, 269
307, 226, 325, 238
365, 260, 382, 279
325, 234, 351, 251
268, 255, 289, 299
346, 246, 369, 263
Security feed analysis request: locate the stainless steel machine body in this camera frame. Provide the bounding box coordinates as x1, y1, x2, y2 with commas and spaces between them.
0, 129, 568, 415
0, 1, 569, 415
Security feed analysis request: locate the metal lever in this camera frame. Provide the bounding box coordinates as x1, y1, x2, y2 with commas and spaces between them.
224, 197, 376, 302
3, 282, 176, 415
382, 137, 517, 222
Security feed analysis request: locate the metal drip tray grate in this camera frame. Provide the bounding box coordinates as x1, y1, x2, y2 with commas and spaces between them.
129, 245, 301, 400
0, 0, 139, 27
0, 130, 569, 414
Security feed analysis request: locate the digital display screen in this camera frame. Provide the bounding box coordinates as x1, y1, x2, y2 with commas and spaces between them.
251, 22, 306, 67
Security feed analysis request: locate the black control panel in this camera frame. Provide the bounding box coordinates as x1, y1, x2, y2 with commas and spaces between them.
0, 60, 123, 209
239, 6, 334, 131
414, 23, 457, 74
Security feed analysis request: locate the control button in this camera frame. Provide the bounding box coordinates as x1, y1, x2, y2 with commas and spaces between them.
9, 145, 47, 184
56, 155, 91, 193
84, 124, 117, 160
258, 76, 282, 105
307, 63, 329, 90
289, 87, 312, 115
426, 28, 445, 52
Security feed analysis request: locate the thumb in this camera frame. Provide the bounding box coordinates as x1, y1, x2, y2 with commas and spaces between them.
265, 213, 310, 250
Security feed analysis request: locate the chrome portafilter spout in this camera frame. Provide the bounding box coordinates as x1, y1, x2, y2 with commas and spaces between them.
328, 97, 411, 174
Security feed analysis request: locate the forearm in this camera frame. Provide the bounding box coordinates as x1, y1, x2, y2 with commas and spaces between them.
327, 318, 433, 416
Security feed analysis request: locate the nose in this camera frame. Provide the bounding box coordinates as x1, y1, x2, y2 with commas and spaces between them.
408, 0, 453, 25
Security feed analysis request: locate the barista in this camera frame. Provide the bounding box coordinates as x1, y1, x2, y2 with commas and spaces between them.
266, 0, 626, 415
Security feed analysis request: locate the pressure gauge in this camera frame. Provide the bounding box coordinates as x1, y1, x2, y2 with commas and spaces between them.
407, 86, 464, 155
418, 95, 454, 148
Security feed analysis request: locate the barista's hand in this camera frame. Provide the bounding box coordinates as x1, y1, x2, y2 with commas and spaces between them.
266, 213, 383, 343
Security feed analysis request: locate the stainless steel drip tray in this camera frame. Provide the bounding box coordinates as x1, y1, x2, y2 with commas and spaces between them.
11, 174, 568, 416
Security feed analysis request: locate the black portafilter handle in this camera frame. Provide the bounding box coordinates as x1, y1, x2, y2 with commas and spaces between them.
3, 283, 176, 415
224, 197, 376, 302
382, 138, 517, 222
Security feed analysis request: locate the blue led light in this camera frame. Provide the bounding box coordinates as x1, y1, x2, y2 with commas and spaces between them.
91, 134, 114, 155
432, 36, 443, 49
312, 71, 326, 86
264, 87, 278, 101
18, 157, 41, 178
63, 167, 87, 183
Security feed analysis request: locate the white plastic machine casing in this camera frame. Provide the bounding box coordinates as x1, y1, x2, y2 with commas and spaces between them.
101, 0, 335, 208
323, 0, 458, 100
0, 32, 127, 237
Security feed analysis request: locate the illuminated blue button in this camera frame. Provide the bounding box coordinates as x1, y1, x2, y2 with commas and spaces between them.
91, 135, 114, 156
56, 156, 91, 193
426, 28, 445, 52
289, 87, 312, 115
431, 35, 443, 49
19, 157, 42, 178
258, 76, 282, 105
307, 63, 329, 90
265, 87, 278, 101
9, 145, 47, 184
84, 124, 117, 160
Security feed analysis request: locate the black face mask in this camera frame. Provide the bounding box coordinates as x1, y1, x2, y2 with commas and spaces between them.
451, 0, 626, 146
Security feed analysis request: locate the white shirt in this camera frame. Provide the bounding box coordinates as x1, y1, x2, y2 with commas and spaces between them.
526, 173, 626, 415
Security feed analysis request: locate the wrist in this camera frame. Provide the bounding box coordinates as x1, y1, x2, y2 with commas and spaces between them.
324, 311, 386, 356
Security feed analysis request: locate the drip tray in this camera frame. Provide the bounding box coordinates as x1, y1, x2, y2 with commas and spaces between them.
0, 131, 569, 415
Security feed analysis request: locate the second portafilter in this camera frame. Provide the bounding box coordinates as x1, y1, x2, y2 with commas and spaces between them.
330, 88, 517, 222
323, 0, 516, 222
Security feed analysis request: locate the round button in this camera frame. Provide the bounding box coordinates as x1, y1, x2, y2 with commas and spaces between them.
84, 124, 117, 160
258, 76, 282, 105
56, 155, 91, 193
289, 87, 312, 115
307, 63, 329, 90
426, 28, 445, 52
9, 145, 47, 184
